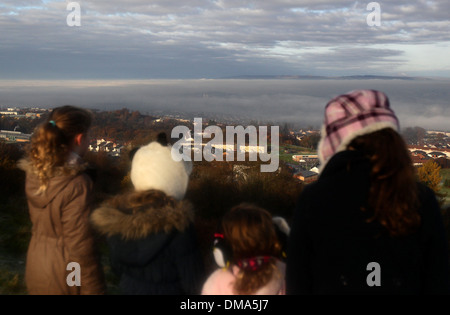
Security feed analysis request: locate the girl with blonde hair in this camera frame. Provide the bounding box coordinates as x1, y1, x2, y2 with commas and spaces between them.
18, 105, 105, 295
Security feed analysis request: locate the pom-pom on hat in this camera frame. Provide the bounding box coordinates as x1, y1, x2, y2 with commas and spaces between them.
317, 90, 399, 171
130, 133, 192, 200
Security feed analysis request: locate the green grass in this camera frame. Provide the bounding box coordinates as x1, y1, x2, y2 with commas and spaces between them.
0, 196, 31, 295
0, 268, 27, 295
0, 197, 31, 257
440, 168, 450, 181
279, 145, 316, 164
440, 168, 450, 206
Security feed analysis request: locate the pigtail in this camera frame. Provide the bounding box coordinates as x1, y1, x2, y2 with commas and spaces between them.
27, 106, 92, 192
221, 204, 284, 294
29, 120, 71, 192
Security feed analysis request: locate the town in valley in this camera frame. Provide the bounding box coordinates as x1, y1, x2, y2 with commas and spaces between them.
1, 105, 449, 186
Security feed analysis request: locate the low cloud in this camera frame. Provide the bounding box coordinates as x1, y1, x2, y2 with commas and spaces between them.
1, 78, 449, 130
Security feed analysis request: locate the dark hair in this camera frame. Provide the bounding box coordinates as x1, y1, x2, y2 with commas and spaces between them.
222, 203, 282, 294
348, 128, 421, 236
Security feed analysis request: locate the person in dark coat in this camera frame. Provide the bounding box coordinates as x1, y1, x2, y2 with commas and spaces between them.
286, 90, 450, 294
90, 134, 205, 294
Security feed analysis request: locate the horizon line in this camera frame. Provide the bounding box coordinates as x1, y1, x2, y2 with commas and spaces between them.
0, 75, 449, 86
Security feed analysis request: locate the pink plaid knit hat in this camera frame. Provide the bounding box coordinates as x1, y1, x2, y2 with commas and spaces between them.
317, 90, 400, 171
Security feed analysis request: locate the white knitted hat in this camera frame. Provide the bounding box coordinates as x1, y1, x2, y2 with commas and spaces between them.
130, 140, 192, 200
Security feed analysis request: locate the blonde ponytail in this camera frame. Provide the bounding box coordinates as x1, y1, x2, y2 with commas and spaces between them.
27, 106, 92, 192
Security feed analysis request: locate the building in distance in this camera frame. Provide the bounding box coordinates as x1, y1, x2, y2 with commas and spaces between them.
0, 130, 31, 142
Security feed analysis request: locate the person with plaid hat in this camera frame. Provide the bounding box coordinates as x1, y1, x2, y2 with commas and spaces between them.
286, 90, 450, 294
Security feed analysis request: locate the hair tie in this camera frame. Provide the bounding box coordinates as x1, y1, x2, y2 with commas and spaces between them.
214, 233, 224, 239
237, 256, 273, 271
49, 120, 56, 127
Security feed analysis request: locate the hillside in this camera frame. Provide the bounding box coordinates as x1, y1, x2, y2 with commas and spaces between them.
0, 108, 449, 294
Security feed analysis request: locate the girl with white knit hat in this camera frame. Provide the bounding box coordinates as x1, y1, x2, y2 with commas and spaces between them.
90, 133, 205, 294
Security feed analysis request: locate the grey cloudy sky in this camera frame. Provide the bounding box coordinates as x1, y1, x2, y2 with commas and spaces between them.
1, 0, 449, 79
1, 1, 449, 131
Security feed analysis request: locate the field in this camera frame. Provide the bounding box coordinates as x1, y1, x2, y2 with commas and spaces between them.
278, 144, 316, 164
441, 168, 450, 206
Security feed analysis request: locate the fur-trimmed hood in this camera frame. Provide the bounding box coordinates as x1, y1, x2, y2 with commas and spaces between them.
90, 190, 195, 241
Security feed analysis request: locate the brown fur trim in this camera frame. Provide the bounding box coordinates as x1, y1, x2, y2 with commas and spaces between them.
90, 192, 195, 240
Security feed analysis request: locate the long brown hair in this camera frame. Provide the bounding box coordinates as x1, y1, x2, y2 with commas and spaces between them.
28, 105, 92, 191
348, 128, 420, 236
222, 203, 282, 294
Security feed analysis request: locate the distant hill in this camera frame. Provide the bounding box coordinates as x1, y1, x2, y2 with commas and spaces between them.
222, 75, 326, 80
338, 75, 422, 80
222, 74, 426, 81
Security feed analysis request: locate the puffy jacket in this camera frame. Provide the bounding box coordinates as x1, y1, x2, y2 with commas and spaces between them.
18, 158, 106, 295
90, 190, 205, 295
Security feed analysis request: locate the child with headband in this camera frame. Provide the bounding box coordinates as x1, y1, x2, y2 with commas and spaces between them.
202, 203, 289, 295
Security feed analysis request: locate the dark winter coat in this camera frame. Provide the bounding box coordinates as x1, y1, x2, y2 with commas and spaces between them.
90, 191, 205, 295
286, 150, 450, 294
18, 158, 106, 295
